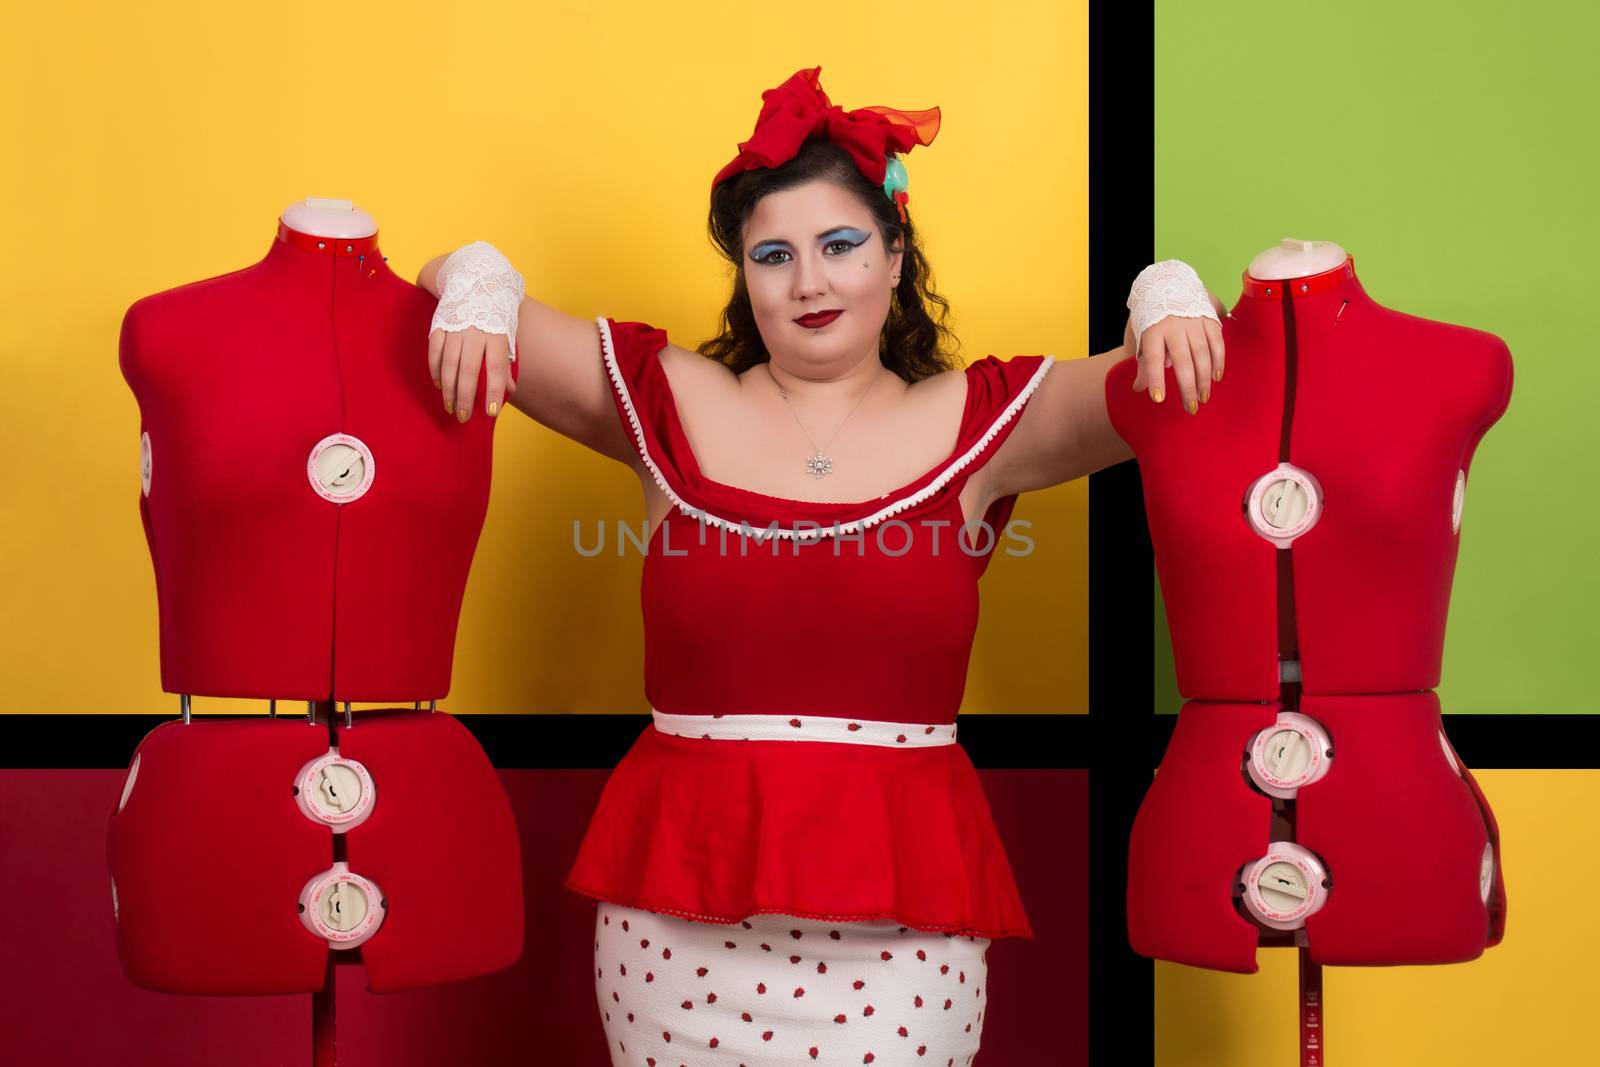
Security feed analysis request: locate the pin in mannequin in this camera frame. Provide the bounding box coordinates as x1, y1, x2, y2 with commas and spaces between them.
110, 200, 525, 1024
1109, 238, 1513, 1066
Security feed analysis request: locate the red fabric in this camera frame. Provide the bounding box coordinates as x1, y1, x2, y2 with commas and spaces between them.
1297, 693, 1498, 964
608, 318, 1047, 721
107, 712, 523, 995
711, 66, 940, 191
571, 318, 1050, 939
1108, 265, 1513, 971
119, 229, 503, 702
107, 719, 332, 994
339, 709, 524, 992
1127, 702, 1278, 973
567, 724, 1032, 939
1128, 696, 1503, 972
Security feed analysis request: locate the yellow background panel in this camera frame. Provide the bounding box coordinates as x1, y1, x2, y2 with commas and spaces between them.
1156, 770, 1590, 1064
0, 2, 1088, 714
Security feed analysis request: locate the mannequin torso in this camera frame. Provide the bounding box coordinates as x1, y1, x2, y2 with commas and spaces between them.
121, 204, 500, 701
1105, 244, 1512, 697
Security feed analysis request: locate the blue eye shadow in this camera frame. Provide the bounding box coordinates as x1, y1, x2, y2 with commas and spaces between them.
749, 227, 874, 263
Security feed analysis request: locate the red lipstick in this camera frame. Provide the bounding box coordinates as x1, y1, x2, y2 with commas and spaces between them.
794, 309, 843, 328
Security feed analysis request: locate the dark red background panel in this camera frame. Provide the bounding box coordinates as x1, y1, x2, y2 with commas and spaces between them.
0, 767, 1085, 1066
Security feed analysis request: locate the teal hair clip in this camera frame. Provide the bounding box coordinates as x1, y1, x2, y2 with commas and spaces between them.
882, 156, 910, 223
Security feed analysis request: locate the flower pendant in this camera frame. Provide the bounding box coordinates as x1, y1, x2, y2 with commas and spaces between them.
806, 451, 833, 479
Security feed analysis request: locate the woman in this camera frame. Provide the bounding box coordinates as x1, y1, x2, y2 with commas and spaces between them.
420, 67, 1223, 1066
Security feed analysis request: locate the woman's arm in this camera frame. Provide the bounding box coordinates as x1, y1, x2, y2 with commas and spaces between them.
983, 345, 1137, 497
415, 252, 450, 297
986, 269, 1228, 498
417, 251, 641, 470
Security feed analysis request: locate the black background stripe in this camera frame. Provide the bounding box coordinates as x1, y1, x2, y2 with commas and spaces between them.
1, 712, 1568, 771
1089, 0, 1158, 1060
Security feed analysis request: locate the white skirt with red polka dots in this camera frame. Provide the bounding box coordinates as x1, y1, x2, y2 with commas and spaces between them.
594, 901, 990, 1066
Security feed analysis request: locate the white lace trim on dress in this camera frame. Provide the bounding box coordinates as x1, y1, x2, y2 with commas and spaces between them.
597, 316, 1055, 543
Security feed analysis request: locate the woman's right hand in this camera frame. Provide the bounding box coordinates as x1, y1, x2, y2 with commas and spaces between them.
429, 324, 517, 423
427, 240, 525, 422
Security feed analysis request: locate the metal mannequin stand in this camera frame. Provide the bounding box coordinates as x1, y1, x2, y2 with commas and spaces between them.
308, 699, 340, 1067
1300, 948, 1323, 1066
314, 955, 338, 1067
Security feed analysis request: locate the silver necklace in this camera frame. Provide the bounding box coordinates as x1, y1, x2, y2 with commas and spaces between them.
765, 362, 880, 479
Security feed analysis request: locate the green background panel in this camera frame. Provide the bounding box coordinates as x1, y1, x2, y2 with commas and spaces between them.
1151, 1, 1593, 714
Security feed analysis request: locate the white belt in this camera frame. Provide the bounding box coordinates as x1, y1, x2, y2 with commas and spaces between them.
650, 709, 958, 748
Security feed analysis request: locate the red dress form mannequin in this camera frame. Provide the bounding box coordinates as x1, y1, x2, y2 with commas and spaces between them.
108, 204, 523, 994
1106, 252, 1512, 974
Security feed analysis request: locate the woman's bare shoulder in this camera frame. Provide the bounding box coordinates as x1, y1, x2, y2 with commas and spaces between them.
905, 363, 970, 419
655, 341, 741, 401
899, 364, 972, 457
908, 363, 968, 392
657, 340, 734, 378
651, 342, 748, 463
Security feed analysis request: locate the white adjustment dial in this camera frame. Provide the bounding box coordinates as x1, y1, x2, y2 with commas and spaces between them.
306, 433, 376, 504
1452, 468, 1467, 534
1247, 713, 1333, 799
298, 862, 385, 948
1263, 480, 1308, 527
1243, 462, 1324, 547
294, 750, 376, 831
117, 753, 141, 814
139, 431, 152, 497
1439, 729, 1463, 776
1242, 842, 1329, 930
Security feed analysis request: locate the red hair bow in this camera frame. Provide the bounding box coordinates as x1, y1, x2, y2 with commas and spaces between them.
710, 66, 941, 193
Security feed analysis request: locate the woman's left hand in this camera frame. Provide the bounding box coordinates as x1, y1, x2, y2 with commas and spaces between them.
1124, 264, 1229, 415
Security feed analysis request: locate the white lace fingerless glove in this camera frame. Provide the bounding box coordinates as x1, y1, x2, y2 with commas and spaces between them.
431, 240, 526, 361
1127, 259, 1220, 356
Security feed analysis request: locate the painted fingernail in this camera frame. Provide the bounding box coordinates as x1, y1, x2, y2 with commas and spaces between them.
432, 376, 440, 389
1186, 400, 1199, 415
1152, 388, 1164, 403
488, 401, 500, 417
444, 397, 454, 414
457, 408, 469, 423
1214, 369, 1223, 382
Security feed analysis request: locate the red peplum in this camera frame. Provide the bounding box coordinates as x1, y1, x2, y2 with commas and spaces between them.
565, 317, 1053, 939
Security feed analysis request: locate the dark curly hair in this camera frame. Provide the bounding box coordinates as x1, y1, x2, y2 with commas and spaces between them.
697, 137, 960, 383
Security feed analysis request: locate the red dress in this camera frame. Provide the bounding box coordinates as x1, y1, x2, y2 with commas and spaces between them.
565, 317, 1053, 940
